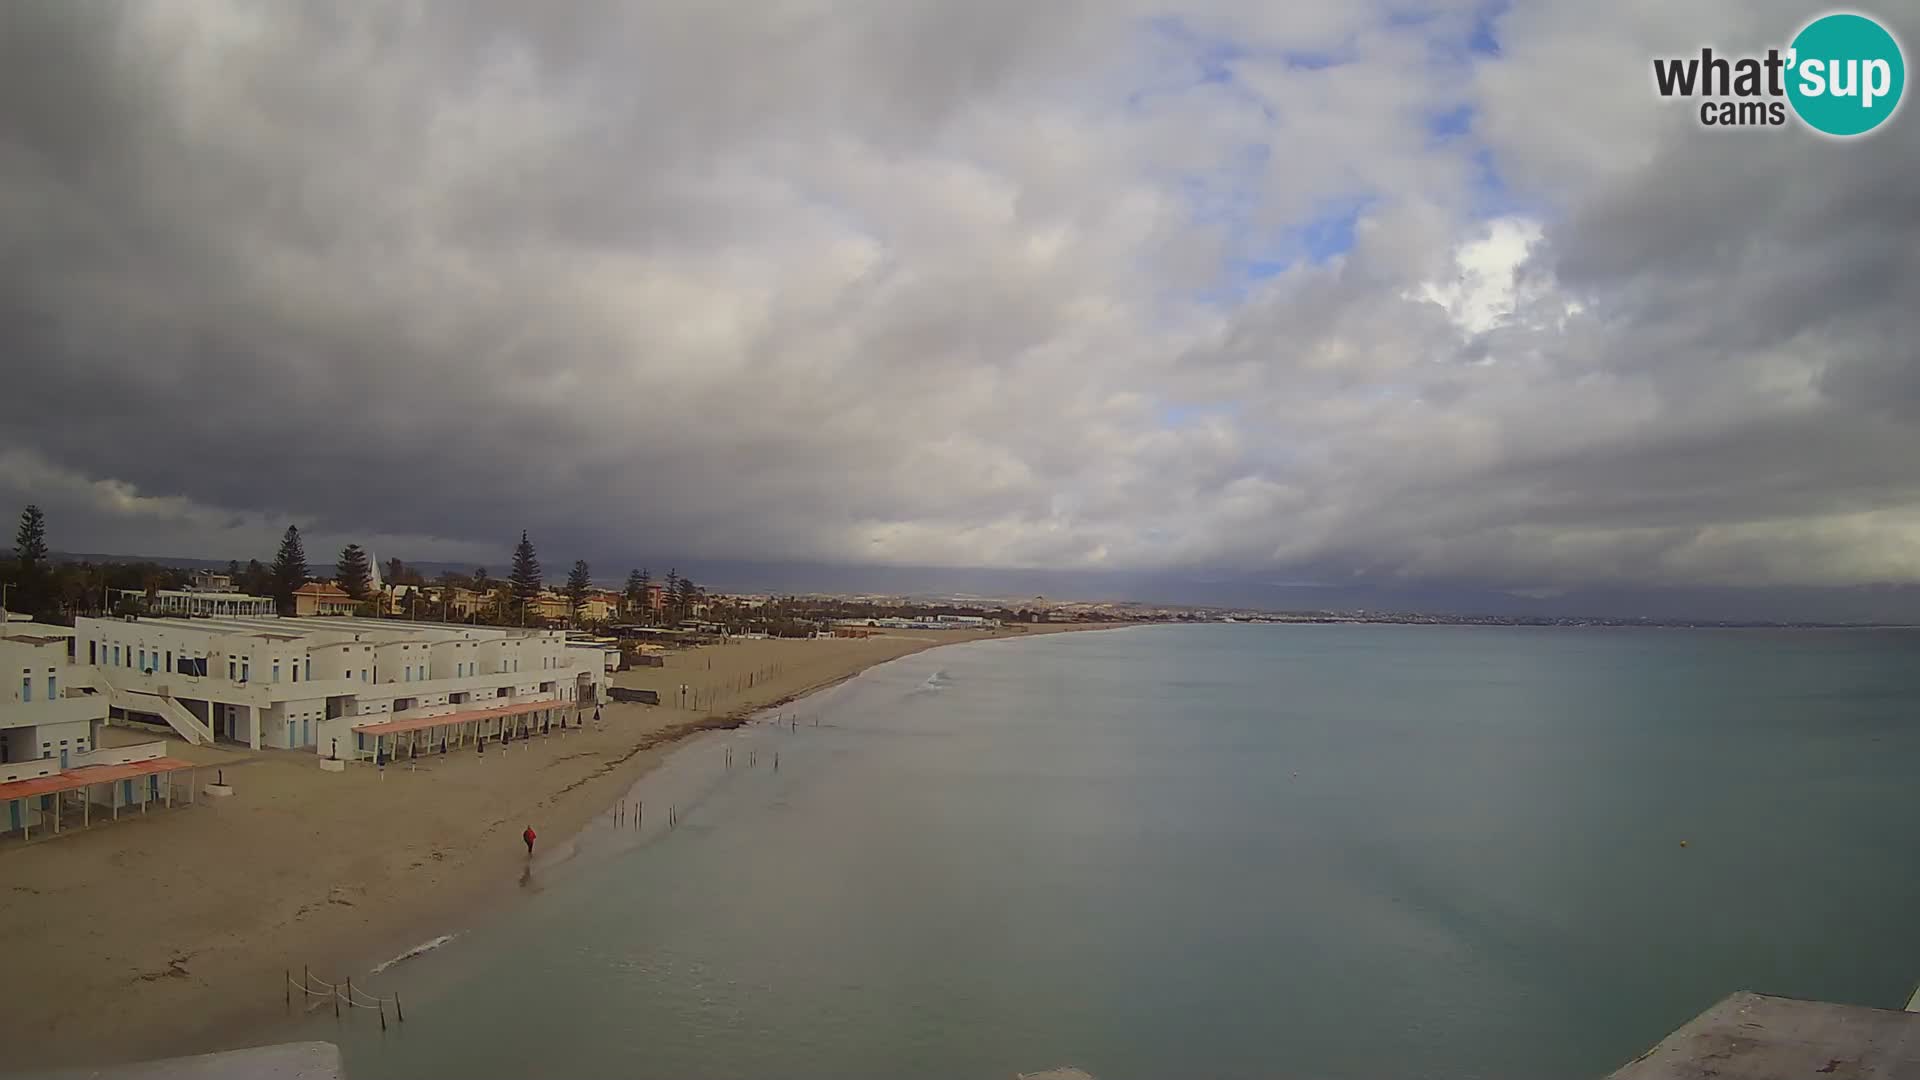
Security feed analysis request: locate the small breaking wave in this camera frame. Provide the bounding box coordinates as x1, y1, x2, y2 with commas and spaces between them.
370, 932, 458, 975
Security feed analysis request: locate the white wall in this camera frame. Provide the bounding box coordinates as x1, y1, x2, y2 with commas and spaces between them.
0, 717, 96, 765
69, 740, 164, 768
1, 755, 57, 783
266, 698, 327, 750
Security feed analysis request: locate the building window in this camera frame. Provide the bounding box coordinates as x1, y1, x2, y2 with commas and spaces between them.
139, 649, 147, 671
166, 650, 173, 672
19, 676, 29, 703
273, 662, 281, 684
293, 663, 299, 683
47, 674, 57, 699
242, 660, 250, 682
229, 660, 237, 680
89, 641, 97, 665
305, 658, 312, 681
113, 645, 122, 666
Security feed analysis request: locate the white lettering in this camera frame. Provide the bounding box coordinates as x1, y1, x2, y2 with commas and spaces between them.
1829, 58, 1858, 100
1799, 56, 1827, 96
1862, 59, 1891, 108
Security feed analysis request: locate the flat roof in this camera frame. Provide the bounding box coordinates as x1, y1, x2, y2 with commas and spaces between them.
0, 756, 197, 802
1607, 992, 1920, 1079
351, 698, 562, 738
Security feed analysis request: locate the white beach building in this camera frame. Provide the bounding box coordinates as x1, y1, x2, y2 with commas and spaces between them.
1, 623, 104, 769
72, 614, 611, 759
2, 619, 198, 839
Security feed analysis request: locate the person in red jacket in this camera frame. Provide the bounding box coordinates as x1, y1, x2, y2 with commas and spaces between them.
522, 825, 536, 855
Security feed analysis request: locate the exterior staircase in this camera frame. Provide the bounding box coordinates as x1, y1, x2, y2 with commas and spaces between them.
97, 671, 214, 746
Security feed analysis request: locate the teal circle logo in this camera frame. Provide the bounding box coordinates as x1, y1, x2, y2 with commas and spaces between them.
1787, 12, 1906, 136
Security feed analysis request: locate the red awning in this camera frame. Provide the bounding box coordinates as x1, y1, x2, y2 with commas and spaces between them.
351, 698, 563, 738
0, 756, 197, 802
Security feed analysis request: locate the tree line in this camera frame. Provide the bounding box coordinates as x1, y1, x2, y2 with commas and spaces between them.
3, 504, 706, 630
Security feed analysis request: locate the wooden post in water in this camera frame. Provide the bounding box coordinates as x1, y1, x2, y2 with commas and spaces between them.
333, 980, 341, 1018
395, 992, 405, 1023
285, 969, 291, 1009
378, 998, 387, 1032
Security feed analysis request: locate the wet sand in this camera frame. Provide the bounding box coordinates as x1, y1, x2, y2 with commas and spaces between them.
0, 625, 1098, 1070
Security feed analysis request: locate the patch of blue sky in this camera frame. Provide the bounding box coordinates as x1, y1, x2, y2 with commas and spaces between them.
1426, 104, 1475, 140
1154, 400, 1242, 428
1468, 1, 1505, 57
1132, 8, 1521, 305
1202, 196, 1372, 302
1130, 14, 1357, 113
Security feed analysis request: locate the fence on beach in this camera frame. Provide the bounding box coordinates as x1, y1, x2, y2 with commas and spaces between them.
287, 966, 405, 1031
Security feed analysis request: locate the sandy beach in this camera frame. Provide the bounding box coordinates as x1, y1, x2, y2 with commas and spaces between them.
0, 624, 1098, 1071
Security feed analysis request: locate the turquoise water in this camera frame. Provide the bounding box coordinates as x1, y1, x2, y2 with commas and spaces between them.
316, 625, 1920, 1079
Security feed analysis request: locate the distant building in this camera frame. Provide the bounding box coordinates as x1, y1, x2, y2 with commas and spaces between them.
576, 591, 620, 624
292, 583, 358, 617
442, 587, 489, 618
118, 589, 276, 618
187, 570, 233, 593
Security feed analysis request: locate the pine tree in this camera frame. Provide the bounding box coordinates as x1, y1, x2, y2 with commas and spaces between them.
243, 559, 270, 596
676, 575, 698, 621
624, 568, 645, 617
336, 544, 373, 600
386, 558, 406, 585
9, 504, 50, 617
270, 525, 309, 614
14, 504, 48, 568
225, 559, 241, 582
471, 567, 489, 592
663, 568, 680, 622
509, 531, 542, 601
637, 568, 652, 624
566, 560, 593, 621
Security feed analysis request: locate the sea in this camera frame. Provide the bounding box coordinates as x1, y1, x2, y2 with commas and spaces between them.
306, 623, 1920, 1079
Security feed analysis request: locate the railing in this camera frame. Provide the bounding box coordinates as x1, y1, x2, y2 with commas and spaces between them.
96, 669, 214, 745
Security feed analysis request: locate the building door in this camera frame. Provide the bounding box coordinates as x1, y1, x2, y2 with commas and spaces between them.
59, 748, 68, 768
302, 718, 310, 747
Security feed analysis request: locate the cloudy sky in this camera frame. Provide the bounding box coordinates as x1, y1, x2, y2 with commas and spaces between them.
2, 2, 1916, 612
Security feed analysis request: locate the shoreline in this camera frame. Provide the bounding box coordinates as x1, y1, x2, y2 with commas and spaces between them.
0, 623, 1112, 1071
